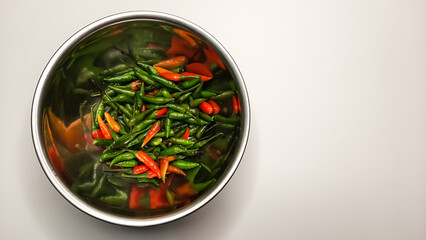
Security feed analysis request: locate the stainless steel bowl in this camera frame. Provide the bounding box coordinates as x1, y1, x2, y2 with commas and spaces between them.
31, 11, 250, 227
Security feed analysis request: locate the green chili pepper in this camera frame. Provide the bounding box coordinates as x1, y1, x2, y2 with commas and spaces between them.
147, 152, 157, 160
108, 85, 135, 97
126, 129, 150, 148
174, 128, 187, 138
218, 123, 237, 130
93, 138, 114, 146
99, 189, 128, 207
172, 123, 189, 133
189, 125, 200, 136
91, 104, 99, 132
125, 103, 133, 113
103, 168, 132, 173
150, 75, 183, 92
149, 137, 163, 146
133, 119, 156, 132
116, 103, 132, 118
154, 130, 175, 138
95, 102, 105, 126
104, 72, 134, 83
104, 129, 145, 151
137, 62, 159, 75
117, 117, 129, 133
145, 104, 167, 110
160, 146, 187, 156
178, 92, 192, 102
144, 85, 157, 92
172, 82, 201, 98
171, 67, 183, 73
90, 175, 106, 198
169, 112, 192, 120
133, 67, 159, 86
190, 98, 207, 107
192, 133, 223, 149
166, 103, 187, 113
129, 109, 154, 126
141, 96, 173, 104
100, 149, 126, 162
137, 178, 159, 187
182, 78, 200, 88
214, 114, 239, 124
133, 95, 139, 115
211, 90, 234, 100
137, 81, 145, 109
106, 177, 129, 188
102, 95, 118, 111
164, 118, 172, 138
195, 124, 209, 139
101, 64, 130, 76
171, 121, 185, 128
107, 94, 134, 103
192, 82, 203, 98
171, 160, 199, 170
201, 91, 217, 98
110, 152, 135, 166
161, 89, 172, 98
105, 160, 138, 167
184, 118, 208, 126
107, 124, 120, 141
169, 137, 194, 146
166, 189, 175, 206
199, 112, 213, 122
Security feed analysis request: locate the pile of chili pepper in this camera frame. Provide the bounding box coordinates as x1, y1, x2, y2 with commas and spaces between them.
90, 55, 241, 189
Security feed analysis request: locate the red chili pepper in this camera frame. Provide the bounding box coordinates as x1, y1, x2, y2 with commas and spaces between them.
203, 45, 226, 70
167, 165, 186, 176
199, 102, 213, 114
149, 188, 169, 209
166, 36, 197, 58
92, 129, 104, 139
156, 107, 168, 117
186, 63, 213, 77
145, 94, 154, 97
104, 112, 120, 132
207, 100, 220, 114
232, 96, 239, 114
148, 171, 157, 178
237, 96, 241, 113
153, 66, 173, 74
180, 127, 190, 139
133, 165, 149, 175
136, 150, 161, 178
159, 72, 181, 82
160, 158, 169, 183
141, 104, 146, 111
97, 114, 112, 139
166, 156, 176, 162
154, 56, 187, 70
129, 185, 146, 209
130, 80, 142, 91
153, 90, 158, 95
180, 72, 212, 81
173, 29, 198, 49
142, 120, 161, 147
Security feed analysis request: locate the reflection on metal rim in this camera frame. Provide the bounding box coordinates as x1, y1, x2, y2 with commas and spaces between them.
31, 11, 250, 227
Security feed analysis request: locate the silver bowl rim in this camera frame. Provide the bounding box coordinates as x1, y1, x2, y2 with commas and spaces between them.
31, 10, 250, 227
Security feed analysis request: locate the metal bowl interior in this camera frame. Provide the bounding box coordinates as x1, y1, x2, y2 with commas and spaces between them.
31, 11, 249, 227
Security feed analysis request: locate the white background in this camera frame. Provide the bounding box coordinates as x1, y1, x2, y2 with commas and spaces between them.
1, 0, 425, 239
